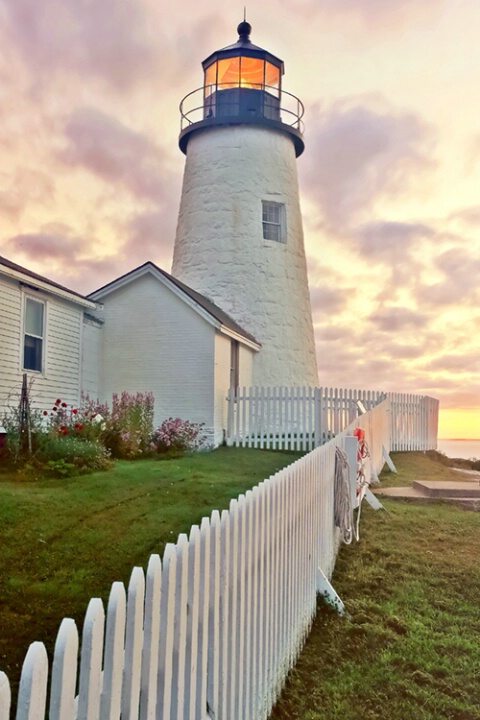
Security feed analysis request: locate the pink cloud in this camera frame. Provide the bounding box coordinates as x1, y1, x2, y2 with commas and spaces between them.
3, 0, 160, 90
301, 98, 435, 228
60, 107, 175, 204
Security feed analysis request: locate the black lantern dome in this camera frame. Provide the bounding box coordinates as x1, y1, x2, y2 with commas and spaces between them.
179, 22, 305, 156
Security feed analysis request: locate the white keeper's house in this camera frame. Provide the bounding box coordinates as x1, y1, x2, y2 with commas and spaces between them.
0, 22, 319, 446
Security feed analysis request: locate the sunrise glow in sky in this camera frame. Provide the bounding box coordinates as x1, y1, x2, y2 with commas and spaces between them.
1, 0, 479, 438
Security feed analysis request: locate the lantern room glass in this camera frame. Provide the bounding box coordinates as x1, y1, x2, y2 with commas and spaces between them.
204, 57, 281, 98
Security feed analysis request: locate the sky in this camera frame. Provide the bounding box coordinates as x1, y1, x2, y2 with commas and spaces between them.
1, 0, 479, 439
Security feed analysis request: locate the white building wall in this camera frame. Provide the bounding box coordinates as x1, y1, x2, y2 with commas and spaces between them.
238, 344, 254, 389
172, 124, 318, 388
0, 275, 83, 416
213, 333, 231, 447
97, 274, 217, 440
81, 317, 102, 400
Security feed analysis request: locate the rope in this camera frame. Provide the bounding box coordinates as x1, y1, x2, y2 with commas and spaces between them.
334, 445, 353, 545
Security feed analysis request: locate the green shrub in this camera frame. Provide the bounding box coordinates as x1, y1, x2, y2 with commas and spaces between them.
36, 434, 111, 474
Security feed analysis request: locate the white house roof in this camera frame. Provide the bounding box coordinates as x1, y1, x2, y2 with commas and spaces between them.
0, 255, 96, 309
89, 261, 261, 350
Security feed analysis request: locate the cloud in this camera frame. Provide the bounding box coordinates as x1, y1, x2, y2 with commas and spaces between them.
301, 98, 434, 228
60, 107, 172, 204
4, 223, 128, 294
7, 227, 78, 260
415, 247, 480, 308
368, 306, 429, 333
421, 352, 479, 373
282, 0, 439, 28
0, 168, 54, 220
352, 220, 434, 264
310, 286, 348, 316
448, 206, 480, 227
123, 208, 179, 269
2, 0, 160, 90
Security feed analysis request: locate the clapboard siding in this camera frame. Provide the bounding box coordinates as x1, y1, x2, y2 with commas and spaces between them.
0, 274, 85, 415
97, 274, 217, 437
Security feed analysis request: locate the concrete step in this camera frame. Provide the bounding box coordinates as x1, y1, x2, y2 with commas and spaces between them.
413, 480, 480, 498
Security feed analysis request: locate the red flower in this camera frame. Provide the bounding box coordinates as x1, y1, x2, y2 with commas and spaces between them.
52, 407, 57, 411
61, 402, 67, 408
72, 408, 78, 414
60, 426, 66, 431
63, 429, 69, 436
78, 424, 84, 430
43, 410, 48, 416
55, 399, 61, 405
91, 414, 96, 419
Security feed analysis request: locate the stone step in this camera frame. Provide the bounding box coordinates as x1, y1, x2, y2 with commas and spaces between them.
413, 480, 480, 498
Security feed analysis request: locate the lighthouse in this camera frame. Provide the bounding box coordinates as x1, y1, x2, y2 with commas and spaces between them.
172, 21, 318, 388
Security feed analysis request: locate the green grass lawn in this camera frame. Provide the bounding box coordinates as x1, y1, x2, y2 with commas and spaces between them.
271, 452, 480, 720
0, 446, 301, 698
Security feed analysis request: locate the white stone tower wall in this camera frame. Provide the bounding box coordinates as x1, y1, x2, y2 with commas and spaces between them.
172, 124, 318, 388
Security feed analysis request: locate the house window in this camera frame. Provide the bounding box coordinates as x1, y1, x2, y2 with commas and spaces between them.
262, 201, 285, 243
23, 297, 44, 372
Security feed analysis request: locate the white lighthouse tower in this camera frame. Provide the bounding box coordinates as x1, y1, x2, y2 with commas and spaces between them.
172, 20, 318, 387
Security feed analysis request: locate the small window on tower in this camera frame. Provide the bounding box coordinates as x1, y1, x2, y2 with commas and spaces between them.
262, 201, 285, 243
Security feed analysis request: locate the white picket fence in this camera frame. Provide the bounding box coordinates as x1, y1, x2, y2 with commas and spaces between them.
226, 386, 439, 453
0, 400, 392, 720
389, 393, 439, 452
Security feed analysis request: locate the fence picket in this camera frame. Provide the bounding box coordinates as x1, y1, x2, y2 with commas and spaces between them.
227, 499, 239, 720
185, 525, 200, 720
157, 544, 177, 720
206, 511, 221, 718
196, 518, 211, 720
77, 598, 105, 720
171, 535, 189, 720
218, 510, 231, 718
100, 582, 127, 720
49, 618, 79, 720
140, 555, 161, 720
15, 643, 48, 720
122, 568, 145, 720
235, 495, 247, 720
0, 672, 10, 720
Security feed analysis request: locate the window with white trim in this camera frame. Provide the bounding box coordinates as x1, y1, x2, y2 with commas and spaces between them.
23, 297, 44, 372
262, 201, 285, 243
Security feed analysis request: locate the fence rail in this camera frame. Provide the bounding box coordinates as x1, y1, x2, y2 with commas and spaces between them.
1, 400, 392, 720
226, 386, 438, 453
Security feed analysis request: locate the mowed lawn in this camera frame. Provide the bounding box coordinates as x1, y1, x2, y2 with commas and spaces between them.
0, 447, 301, 697
271, 452, 480, 720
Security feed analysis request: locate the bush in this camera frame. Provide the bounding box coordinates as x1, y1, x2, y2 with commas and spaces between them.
107, 391, 155, 459
36, 434, 111, 475
150, 417, 205, 455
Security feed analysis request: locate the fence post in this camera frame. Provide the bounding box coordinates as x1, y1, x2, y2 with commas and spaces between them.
344, 436, 359, 511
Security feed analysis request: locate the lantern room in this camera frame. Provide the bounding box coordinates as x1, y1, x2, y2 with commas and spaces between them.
179, 21, 305, 157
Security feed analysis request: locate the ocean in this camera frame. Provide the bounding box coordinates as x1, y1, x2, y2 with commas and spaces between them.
437, 439, 480, 460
